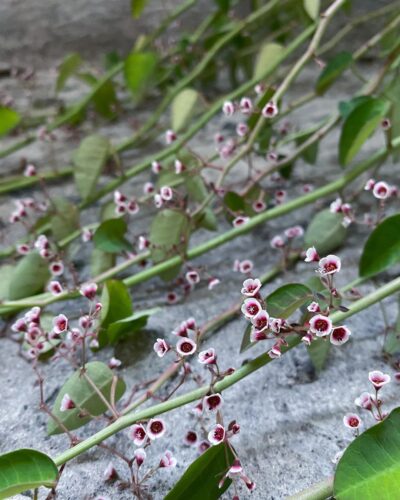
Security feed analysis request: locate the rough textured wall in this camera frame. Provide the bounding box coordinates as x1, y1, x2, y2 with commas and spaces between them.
0, 0, 391, 67
0, 0, 211, 66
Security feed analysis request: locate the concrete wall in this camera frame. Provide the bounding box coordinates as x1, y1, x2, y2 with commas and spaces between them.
0, 0, 392, 67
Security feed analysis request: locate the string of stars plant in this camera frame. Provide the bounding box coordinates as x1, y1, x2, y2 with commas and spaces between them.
1, 0, 400, 498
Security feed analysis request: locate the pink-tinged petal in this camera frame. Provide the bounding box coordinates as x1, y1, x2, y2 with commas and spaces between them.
60, 393, 75, 412
129, 424, 147, 446
185, 270, 200, 285
330, 326, 351, 346
198, 348, 217, 365
241, 278, 262, 297
373, 181, 390, 200
79, 282, 98, 300
343, 413, 361, 429
176, 337, 197, 357
304, 246, 319, 263
241, 298, 262, 319
53, 314, 69, 334
284, 225, 304, 239
354, 392, 373, 410
368, 370, 391, 389
103, 462, 118, 481
262, 101, 278, 118
146, 418, 166, 440
203, 393, 223, 412
184, 430, 198, 446
318, 255, 341, 275
270, 235, 285, 249
159, 450, 177, 468
309, 314, 333, 337
222, 101, 235, 116
154, 338, 170, 358
208, 424, 225, 445
134, 448, 146, 467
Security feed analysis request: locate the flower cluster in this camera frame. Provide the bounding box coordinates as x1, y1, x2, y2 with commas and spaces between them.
113, 190, 140, 215
9, 197, 48, 224
364, 178, 397, 200
343, 370, 392, 436
11, 282, 100, 361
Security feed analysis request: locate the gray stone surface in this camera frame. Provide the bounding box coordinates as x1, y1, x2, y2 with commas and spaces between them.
1, 9, 400, 500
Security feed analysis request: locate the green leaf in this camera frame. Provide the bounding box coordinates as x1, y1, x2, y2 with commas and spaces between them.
307, 337, 331, 372
267, 283, 312, 318
93, 218, 131, 253
131, 0, 148, 18
253, 42, 284, 80
56, 53, 83, 92
339, 97, 390, 166
51, 198, 80, 242
0, 107, 21, 136
303, 0, 320, 20
100, 279, 132, 330
48, 361, 126, 435
73, 134, 110, 200
124, 51, 157, 100
90, 248, 116, 277
0, 265, 14, 300
9, 252, 50, 300
295, 130, 319, 165
338, 96, 371, 119
92, 80, 118, 120
241, 283, 311, 352
150, 209, 190, 280
359, 214, 400, 278
165, 443, 234, 500
223, 191, 246, 212
171, 88, 200, 132
304, 209, 347, 255
186, 175, 218, 231
316, 52, 353, 95
0, 448, 58, 497
107, 308, 159, 344
334, 407, 400, 499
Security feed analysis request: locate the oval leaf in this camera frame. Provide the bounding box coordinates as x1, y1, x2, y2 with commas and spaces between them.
48, 361, 126, 435
165, 443, 234, 500
316, 52, 352, 95
359, 214, 400, 278
131, 0, 149, 19
304, 209, 347, 255
73, 134, 110, 200
56, 53, 83, 92
339, 97, 390, 166
254, 42, 284, 80
99, 279, 133, 346
124, 51, 157, 100
0, 448, 58, 497
150, 209, 190, 280
93, 218, 131, 253
51, 197, 80, 242
9, 252, 50, 300
334, 407, 400, 499
107, 308, 159, 344
303, 0, 320, 20
0, 107, 21, 136
171, 88, 200, 132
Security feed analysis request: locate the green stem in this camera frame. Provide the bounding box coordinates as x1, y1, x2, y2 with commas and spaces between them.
286, 477, 334, 500
1, 138, 399, 316
53, 275, 400, 466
